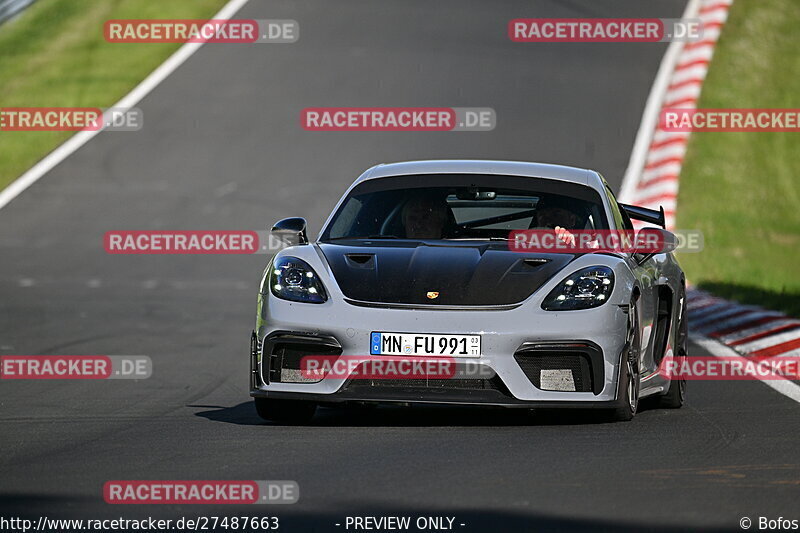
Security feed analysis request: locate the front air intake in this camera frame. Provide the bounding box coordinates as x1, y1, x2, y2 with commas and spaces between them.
261, 332, 342, 384
513, 342, 604, 395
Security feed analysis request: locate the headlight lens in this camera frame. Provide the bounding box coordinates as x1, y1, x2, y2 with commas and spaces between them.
270, 256, 327, 303
542, 266, 614, 311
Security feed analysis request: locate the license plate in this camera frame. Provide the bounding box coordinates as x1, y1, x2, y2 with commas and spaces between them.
370, 332, 481, 357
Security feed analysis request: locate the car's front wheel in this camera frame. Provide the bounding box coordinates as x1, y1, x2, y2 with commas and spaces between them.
255, 398, 316, 424
613, 299, 641, 421
659, 291, 688, 409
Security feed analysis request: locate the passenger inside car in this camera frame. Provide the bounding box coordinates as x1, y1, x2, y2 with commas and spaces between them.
534, 196, 588, 246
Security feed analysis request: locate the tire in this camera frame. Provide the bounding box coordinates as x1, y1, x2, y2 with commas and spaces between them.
613, 299, 641, 422
254, 398, 316, 424
659, 291, 687, 409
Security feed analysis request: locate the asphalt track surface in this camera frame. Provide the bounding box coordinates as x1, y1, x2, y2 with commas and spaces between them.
1, 1, 798, 531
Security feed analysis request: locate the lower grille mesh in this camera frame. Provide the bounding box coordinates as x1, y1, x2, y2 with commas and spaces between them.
514, 352, 593, 393
263, 334, 342, 384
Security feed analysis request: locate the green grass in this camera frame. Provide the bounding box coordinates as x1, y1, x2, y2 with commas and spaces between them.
676, 0, 800, 317
0, 0, 226, 190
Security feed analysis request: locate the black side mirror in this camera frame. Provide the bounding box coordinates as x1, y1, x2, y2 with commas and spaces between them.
271, 217, 308, 246
634, 228, 677, 265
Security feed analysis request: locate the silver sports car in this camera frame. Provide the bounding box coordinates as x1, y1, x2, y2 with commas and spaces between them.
250, 160, 687, 423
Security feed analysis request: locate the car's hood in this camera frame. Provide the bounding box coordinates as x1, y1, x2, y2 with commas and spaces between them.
318, 241, 576, 306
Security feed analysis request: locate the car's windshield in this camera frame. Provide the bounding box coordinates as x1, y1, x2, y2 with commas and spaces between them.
321, 174, 608, 241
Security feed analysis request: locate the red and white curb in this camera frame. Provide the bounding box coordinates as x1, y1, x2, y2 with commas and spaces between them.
687, 288, 800, 402
621, 1, 799, 398
618, 0, 734, 230
687, 289, 800, 359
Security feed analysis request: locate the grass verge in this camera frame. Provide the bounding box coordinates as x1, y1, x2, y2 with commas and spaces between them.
0, 0, 226, 191
677, 0, 800, 317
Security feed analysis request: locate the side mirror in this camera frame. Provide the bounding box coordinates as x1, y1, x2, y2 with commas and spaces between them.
271, 217, 309, 246
660, 229, 678, 253
633, 228, 677, 265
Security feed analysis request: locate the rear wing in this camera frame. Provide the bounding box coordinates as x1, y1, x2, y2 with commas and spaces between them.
619, 203, 666, 229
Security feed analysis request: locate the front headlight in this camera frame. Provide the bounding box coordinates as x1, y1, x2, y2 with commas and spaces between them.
270, 256, 328, 303
542, 266, 614, 311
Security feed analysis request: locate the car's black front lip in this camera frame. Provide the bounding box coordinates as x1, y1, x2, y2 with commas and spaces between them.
250, 388, 625, 409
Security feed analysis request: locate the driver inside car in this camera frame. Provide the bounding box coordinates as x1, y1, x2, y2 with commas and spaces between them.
401, 192, 451, 239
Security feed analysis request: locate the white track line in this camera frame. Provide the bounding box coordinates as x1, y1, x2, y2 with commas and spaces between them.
693, 336, 800, 404
0, 0, 251, 212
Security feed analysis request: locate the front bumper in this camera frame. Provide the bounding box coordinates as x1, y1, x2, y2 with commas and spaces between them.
250, 293, 630, 407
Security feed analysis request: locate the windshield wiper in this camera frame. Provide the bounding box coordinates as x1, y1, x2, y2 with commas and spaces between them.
327, 235, 399, 240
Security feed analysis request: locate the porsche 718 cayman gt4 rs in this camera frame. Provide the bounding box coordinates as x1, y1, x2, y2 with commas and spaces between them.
250, 160, 687, 423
